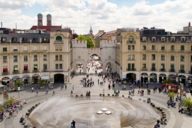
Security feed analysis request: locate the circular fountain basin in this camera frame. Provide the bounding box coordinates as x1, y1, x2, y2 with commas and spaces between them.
29, 96, 160, 128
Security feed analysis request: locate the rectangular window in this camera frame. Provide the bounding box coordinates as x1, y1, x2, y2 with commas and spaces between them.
43, 64, 47, 71
181, 45, 185, 51
13, 65, 18, 72
132, 45, 135, 50
143, 54, 146, 60
13, 49, 18, 52
143, 45, 146, 50
55, 55, 58, 61
152, 45, 155, 50
152, 54, 155, 60
3, 47, 7, 52
59, 55, 62, 61
170, 64, 175, 72
13, 55, 18, 62
3, 56, 7, 63
180, 55, 184, 62
59, 64, 63, 69
171, 45, 174, 51
43, 55, 47, 61
33, 64, 38, 71
128, 63, 131, 70
34, 55, 38, 61
151, 63, 156, 71
128, 45, 131, 50
142, 64, 147, 69
161, 46, 165, 51
55, 64, 58, 69
171, 56, 175, 61
24, 56, 28, 62
161, 55, 165, 61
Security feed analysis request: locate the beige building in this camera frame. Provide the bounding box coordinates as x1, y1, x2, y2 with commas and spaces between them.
0, 29, 72, 85
116, 26, 192, 85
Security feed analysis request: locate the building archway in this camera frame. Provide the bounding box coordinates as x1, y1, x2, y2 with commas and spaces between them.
32, 74, 40, 84
179, 75, 186, 85
105, 62, 112, 73
1, 77, 10, 85
87, 54, 103, 74
150, 73, 157, 83
141, 73, 148, 83
159, 74, 167, 83
168, 74, 176, 83
126, 73, 136, 83
54, 74, 64, 84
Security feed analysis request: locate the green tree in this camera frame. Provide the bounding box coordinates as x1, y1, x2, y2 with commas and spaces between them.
168, 92, 176, 101
4, 97, 15, 108
77, 35, 95, 48
14, 79, 23, 90
39, 79, 47, 87
183, 98, 192, 108
0, 105, 4, 112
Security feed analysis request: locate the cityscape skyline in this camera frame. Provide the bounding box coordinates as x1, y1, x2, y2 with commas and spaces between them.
0, 0, 192, 34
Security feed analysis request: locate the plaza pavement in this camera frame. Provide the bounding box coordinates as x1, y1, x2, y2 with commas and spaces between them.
0, 75, 192, 128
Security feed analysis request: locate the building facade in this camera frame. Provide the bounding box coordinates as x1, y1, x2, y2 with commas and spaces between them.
0, 16, 192, 87
0, 29, 72, 84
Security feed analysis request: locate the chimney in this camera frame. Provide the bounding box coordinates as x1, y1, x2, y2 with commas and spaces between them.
0, 21, 2, 28
37, 13, 43, 26
47, 14, 52, 26
189, 22, 191, 27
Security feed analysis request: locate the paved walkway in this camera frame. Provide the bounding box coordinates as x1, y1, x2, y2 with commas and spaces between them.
0, 75, 192, 128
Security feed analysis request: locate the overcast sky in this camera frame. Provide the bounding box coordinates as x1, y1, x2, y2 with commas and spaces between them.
0, 0, 191, 34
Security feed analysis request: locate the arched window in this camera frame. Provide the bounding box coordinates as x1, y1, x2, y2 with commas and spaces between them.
127, 36, 135, 43
56, 36, 63, 42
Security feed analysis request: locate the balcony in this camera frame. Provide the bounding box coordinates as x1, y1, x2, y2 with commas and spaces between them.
151, 68, 156, 71
13, 70, 19, 74
23, 70, 29, 73
179, 70, 185, 73
33, 69, 39, 73
2, 72, 9, 75
169, 69, 175, 72
127, 68, 136, 71
141, 68, 148, 71
160, 69, 166, 72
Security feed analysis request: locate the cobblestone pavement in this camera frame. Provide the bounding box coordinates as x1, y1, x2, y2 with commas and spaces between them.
0, 75, 192, 128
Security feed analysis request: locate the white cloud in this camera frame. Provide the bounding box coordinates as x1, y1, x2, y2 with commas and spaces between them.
0, 0, 192, 34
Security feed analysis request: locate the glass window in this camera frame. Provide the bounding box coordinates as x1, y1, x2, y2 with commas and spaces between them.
34, 55, 38, 61
171, 56, 175, 61
152, 54, 155, 60
43, 64, 47, 71
13, 55, 18, 62
180, 55, 185, 62
59, 64, 63, 69
43, 55, 47, 61
161, 46, 165, 51
3, 47, 7, 52
181, 45, 185, 51
3, 56, 7, 63
59, 55, 62, 61
55, 55, 58, 61
143, 54, 146, 60
56, 36, 63, 42
171, 45, 174, 51
143, 45, 146, 50
152, 45, 155, 50
24, 56, 28, 62
128, 45, 131, 50
161, 55, 165, 61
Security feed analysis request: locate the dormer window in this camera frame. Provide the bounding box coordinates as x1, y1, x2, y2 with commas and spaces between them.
127, 36, 135, 44
152, 37, 156, 42
142, 37, 147, 42
56, 36, 63, 42
161, 37, 166, 42
171, 37, 175, 42
181, 37, 186, 42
